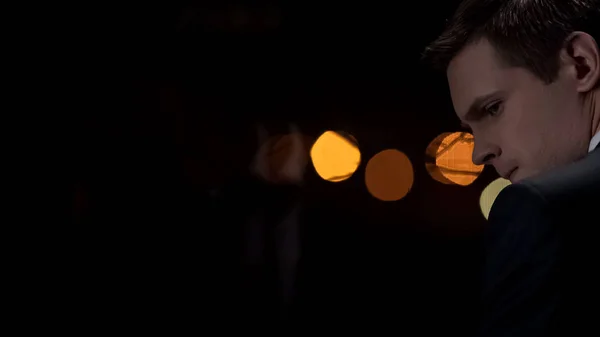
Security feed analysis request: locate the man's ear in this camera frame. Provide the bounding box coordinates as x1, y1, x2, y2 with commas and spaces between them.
563, 31, 600, 92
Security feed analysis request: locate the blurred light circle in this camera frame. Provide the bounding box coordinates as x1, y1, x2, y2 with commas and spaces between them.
254, 133, 313, 184
425, 132, 484, 186
365, 149, 414, 201
480, 178, 512, 220
310, 131, 361, 182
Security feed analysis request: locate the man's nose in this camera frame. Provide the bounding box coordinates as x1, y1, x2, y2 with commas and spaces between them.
472, 140, 501, 166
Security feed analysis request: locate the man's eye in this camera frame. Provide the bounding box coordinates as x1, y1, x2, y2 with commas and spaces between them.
485, 102, 502, 116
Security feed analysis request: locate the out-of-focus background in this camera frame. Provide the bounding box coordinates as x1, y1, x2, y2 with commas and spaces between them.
64, 1, 512, 333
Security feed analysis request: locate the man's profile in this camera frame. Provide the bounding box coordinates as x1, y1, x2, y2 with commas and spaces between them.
423, 0, 600, 336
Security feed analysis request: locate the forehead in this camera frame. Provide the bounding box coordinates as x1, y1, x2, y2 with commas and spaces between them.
446, 38, 509, 118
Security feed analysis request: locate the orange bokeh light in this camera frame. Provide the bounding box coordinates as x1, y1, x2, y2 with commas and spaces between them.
310, 131, 361, 182
365, 149, 414, 201
425, 132, 484, 186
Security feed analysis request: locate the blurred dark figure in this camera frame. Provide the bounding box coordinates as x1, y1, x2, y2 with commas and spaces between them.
241, 123, 307, 323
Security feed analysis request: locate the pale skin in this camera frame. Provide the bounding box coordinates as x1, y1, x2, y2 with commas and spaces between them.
447, 32, 600, 183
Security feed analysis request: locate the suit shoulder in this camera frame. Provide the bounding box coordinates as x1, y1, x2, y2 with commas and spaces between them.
486, 184, 555, 252
487, 150, 600, 246
489, 183, 548, 222
522, 149, 600, 202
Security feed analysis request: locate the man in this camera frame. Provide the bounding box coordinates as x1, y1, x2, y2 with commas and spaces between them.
422, 0, 600, 336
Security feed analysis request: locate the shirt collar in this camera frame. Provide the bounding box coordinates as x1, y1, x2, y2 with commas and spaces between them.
590, 130, 600, 152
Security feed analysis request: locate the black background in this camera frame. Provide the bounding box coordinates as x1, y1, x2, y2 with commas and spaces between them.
64, 1, 503, 333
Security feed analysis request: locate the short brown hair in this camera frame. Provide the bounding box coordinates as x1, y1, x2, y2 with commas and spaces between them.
423, 0, 600, 83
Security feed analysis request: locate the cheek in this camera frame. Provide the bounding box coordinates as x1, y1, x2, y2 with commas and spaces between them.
498, 100, 546, 156
500, 100, 528, 136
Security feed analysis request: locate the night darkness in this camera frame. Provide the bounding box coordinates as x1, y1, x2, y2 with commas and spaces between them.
61, 1, 508, 333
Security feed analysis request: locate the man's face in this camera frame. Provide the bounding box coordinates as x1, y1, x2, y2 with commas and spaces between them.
447, 38, 590, 183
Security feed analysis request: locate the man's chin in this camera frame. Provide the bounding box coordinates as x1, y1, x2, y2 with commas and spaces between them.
511, 168, 543, 183
508, 168, 519, 183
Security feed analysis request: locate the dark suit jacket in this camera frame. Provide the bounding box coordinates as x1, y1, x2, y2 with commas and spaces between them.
480, 147, 600, 337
